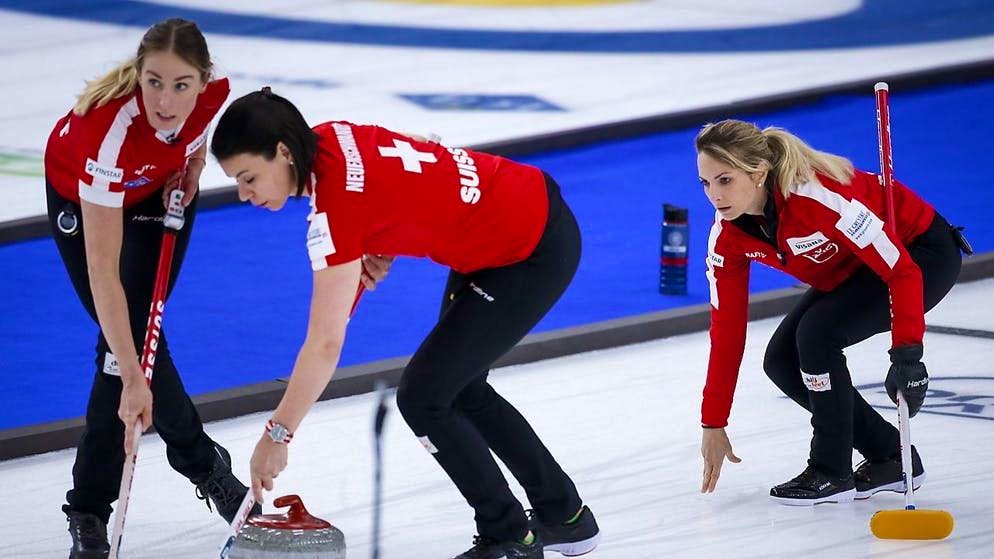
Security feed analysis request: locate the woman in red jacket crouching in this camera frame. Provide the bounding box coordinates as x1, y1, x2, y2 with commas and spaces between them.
695, 119, 968, 505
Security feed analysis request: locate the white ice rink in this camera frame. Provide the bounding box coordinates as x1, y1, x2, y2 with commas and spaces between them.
2, 278, 992, 558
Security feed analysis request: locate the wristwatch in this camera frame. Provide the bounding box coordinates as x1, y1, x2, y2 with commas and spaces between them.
266, 419, 294, 444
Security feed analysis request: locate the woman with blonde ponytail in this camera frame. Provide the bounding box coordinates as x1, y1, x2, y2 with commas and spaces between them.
694, 119, 969, 506
43, 18, 261, 557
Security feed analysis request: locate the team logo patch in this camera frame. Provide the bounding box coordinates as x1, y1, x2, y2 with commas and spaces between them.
802, 372, 832, 392
836, 199, 884, 249
85, 158, 124, 182
379, 138, 437, 174
855, 376, 994, 422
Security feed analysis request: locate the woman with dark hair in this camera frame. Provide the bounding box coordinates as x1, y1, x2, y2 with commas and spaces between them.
210, 88, 601, 559
695, 119, 967, 505
44, 18, 258, 557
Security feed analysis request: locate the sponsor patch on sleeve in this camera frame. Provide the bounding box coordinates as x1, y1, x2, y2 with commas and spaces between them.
836, 199, 884, 249
307, 211, 336, 270
707, 252, 724, 267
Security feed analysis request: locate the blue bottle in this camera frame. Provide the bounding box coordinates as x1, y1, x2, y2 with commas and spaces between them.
660, 204, 689, 295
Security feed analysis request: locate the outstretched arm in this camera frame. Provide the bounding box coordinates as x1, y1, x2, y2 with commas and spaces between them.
250, 258, 362, 501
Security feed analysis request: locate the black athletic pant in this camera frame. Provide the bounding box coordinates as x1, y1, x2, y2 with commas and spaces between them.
47, 182, 218, 524
396, 174, 584, 542
764, 213, 962, 479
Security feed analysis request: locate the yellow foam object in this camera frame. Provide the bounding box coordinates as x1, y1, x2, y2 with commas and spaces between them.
870, 509, 955, 540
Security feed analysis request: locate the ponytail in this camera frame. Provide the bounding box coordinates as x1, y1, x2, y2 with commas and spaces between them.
73, 59, 140, 116
762, 127, 854, 198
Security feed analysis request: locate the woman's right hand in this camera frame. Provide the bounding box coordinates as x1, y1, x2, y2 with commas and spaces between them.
119, 374, 153, 453
701, 427, 741, 493
360, 254, 394, 291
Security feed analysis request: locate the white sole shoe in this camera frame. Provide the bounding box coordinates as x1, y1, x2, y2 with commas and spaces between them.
770, 488, 856, 506
855, 471, 926, 500
546, 531, 602, 557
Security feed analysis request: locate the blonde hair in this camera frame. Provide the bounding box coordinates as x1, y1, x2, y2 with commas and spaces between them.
74, 18, 212, 116
74, 60, 140, 116
695, 119, 854, 198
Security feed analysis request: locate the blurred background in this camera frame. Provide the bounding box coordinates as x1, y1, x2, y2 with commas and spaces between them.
0, 0, 991, 441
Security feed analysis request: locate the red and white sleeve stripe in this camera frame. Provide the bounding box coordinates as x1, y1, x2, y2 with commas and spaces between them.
77, 97, 139, 208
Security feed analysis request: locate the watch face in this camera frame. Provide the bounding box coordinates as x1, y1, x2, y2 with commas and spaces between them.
270, 424, 288, 442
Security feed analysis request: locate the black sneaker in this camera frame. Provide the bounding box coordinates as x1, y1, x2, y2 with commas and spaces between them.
769, 466, 855, 506
450, 534, 543, 559
855, 446, 926, 499
193, 444, 261, 524
528, 506, 601, 557
67, 511, 109, 559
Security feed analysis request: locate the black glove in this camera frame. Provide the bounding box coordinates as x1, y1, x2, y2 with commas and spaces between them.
885, 344, 929, 417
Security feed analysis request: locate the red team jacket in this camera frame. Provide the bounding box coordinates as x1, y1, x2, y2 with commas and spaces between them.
702, 170, 935, 427
45, 78, 230, 208
305, 122, 549, 274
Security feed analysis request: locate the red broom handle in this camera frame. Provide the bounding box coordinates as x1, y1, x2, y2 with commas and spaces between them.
138, 228, 178, 385
875, 82, 897, 237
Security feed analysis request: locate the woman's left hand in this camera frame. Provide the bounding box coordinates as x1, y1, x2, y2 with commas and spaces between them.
250, 435, 288, 504
162, 157, 205, 208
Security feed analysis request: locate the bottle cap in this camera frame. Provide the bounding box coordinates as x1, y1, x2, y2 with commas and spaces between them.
664, 204, 688, 223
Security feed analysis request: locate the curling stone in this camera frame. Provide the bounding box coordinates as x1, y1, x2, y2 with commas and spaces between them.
227, 494, 346, 559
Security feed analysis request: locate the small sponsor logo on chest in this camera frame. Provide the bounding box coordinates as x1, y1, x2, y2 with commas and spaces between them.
786, 231, 839, 264
85, 158, 124, 182
124, 176, 152, 189
787, 232, 828, 254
